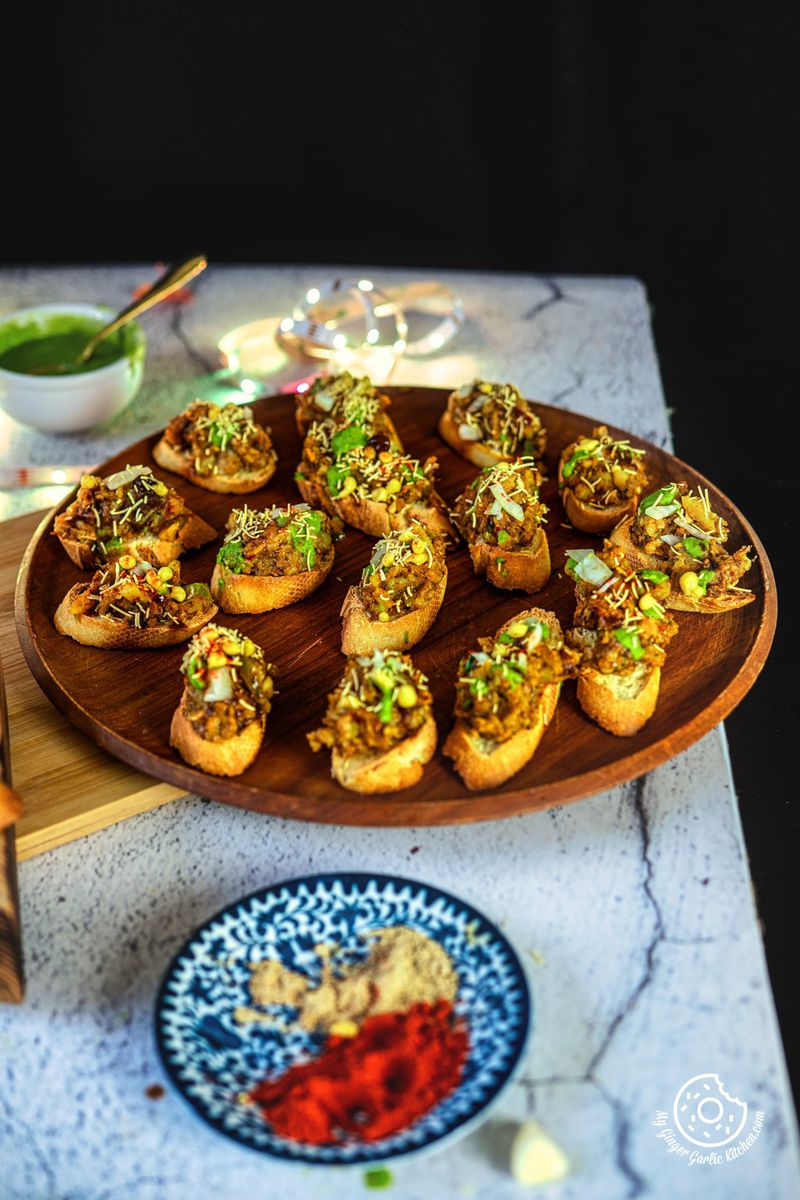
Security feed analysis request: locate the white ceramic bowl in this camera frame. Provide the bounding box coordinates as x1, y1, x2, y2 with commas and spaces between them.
0, 303, 145, 434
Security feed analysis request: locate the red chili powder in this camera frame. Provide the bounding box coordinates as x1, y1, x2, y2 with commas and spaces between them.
249, 999, 468, 1144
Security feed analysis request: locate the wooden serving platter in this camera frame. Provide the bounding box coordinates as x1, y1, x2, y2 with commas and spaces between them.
15, 387, 776, 826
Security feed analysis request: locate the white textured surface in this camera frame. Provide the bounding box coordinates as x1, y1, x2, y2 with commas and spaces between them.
0, 269, 797, 1199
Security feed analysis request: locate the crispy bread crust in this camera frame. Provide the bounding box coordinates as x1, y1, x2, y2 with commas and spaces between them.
576, 666, 661, 737
561, 486, 636, 534
211, 559, 333, 614
330, 492, 454, 539
468, 528, 551, 592
169, 692, 265, 776
438, 408, 508, 468
443, 607, 562, 789
609, 518, 755, 612
152, 438, 276, 494
340, 570, 447, 655
331, 713, 437, 794
54, 586, 217, 648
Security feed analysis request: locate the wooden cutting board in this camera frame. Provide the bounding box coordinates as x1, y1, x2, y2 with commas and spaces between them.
0, 509, 183, 860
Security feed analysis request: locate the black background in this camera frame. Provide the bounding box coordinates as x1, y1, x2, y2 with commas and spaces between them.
3, 4, 796, 1096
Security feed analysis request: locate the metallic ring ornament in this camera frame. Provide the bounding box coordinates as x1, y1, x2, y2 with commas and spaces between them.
275, 277, 462, 363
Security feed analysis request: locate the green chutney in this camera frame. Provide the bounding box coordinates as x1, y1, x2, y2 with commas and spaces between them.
0, 313, 141, 376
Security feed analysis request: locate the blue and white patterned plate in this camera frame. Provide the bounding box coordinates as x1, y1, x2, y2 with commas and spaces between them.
155, 872, 531, 1166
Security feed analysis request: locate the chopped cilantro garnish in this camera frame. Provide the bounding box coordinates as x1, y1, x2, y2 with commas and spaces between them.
639, 483, 679, 514
562, 445, 598, 480
614, 626, 645, 661
217, 539, 245, 573
331, 424, 367, 456
640, 569, 670, 585
497, 530, 510, 547
326, 463, 350, 495
682, 536, 706, 559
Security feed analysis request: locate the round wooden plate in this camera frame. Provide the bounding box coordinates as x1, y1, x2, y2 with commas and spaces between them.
15, 386, 776, 826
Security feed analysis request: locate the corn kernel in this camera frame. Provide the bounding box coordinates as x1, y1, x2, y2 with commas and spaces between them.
207, 651, 228, 668
381, 550, 395, 567
378, 451, 392, 464
507, 621, 529, 638
372, 486, 388, 502
638, 592, 658, 612
399, 529, 414, 542
170, 586, 187, 602
679, 571, 700, 596
242, 638, 256, 657
386, 477, 402, 494
118, 554, 136, 570
152, 481, 169, 496
397, 684, 417, 708
158, 565, 174, 581
411, 538, 426, 554
339, 475, 357, 497
80, 474, 97, 489
378, 611, 390, 623
371, 668, 394, 691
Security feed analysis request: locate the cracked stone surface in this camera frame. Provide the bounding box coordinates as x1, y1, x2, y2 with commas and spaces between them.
0, 269, 797, 1198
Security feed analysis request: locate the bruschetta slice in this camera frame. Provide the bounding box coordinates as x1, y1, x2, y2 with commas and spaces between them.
558, 425, 648, 533
439, 380, 547, 468
53, 466, 216, 569
295, 419, 453, 539
54, 556, 217, 648
608, 481, 755, 612
340, 522, 447, 654
307, 649, 436, 793
295, 370, 402, 448
443, 608, 578, 790
565, 543, 678, 736
153, 400, 277, 493
170, 624, 276, 776
452, 458, 550, 592
210, 503, 335, 613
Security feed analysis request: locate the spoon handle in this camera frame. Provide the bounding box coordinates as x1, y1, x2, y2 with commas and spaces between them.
79, 254, 208, 362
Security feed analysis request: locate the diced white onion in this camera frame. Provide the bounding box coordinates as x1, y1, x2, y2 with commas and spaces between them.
566, 549, 595, 562
457, 422, 482, 441
456, 382, 474, 399
596, 574, 619, 593
314, 391, 335, 411
132, 560, 153, 576
673, 515, 711, 539
659, 534, 681, 545
643, 501, 680, 520
489, 483, 525, 522
489, 499, 502, 517
467, 394, 489, 412
204, 667, 234, 703
473, 651, 491, 663
574, 553, 613, 586
104, 465, 151, 489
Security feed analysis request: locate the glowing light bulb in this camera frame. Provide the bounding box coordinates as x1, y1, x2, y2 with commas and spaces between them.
358, 279, 374, 292
239, 379, 258, 395
428, 332, 445, 350
296, 381, 310, 393
279, 317, 295, 333
366, 329, 380, 344
393, 339, 407, 354
51, 469, 67, 484
306, 288, 321, 304
332, 333, 347, 350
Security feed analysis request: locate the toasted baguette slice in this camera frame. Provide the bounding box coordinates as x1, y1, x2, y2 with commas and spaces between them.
0, 782, 23, 830
211, 559, 333, 613
341, 569, 447, 655
331, 713, 437, 794
469, 528, 551, 593
570, 627, 660, 736
55, 511, 216, 570
443, 607, 562, 790
153, 438, 276, 494
561, 484, 636, 535
333, 493, 454, 540
169, 692, 265, 776
438, 409, 510, 468
295, 473, 337, 516
54, 586, 217, 649
609, 517, 755, 612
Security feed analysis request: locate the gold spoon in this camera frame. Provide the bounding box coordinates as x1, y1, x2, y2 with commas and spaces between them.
29, 254, 208, 374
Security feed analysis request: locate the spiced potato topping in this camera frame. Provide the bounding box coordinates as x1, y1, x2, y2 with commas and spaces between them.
53, 466, 192, 561
628, 481, 752, 601
180, 624, 276, 742
566, 543, 678, 676
70, 557, 211, 629
448, 380, 546, 458
308, 650, 433, 759
559, 425, 648, 508
162, 400, 276, 477
217, 503, 335, 577
297, 418, 440, 511
454, 616, 579, 743
358, 522, 446, 621
452, 458, 547, 549
298, 371, 397, 435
